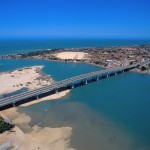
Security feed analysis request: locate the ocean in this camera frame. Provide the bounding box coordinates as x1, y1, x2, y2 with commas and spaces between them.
0, 39, 150, 150
0, 38, 150, 54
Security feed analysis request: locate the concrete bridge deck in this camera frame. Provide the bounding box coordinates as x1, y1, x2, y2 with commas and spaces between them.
0, 60, 149, 110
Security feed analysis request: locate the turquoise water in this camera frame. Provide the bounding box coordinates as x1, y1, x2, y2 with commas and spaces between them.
0, 58, 150, 150
0, 39, 150, 149
0, 39, 150, 54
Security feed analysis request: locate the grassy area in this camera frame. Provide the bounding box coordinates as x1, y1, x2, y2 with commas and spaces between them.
0, 116, 14, 134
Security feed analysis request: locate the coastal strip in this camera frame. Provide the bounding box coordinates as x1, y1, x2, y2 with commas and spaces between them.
0, 45, 150, 74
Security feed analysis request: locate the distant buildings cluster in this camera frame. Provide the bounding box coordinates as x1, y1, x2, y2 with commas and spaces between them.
0, 45, 150, 72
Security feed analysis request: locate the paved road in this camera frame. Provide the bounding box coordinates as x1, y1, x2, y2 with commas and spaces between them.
0, 60, 149, 108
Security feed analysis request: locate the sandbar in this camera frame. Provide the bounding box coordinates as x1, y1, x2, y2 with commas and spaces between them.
0, 66, 52, 96
0, 66, 74, 150
0, 107, 75, 150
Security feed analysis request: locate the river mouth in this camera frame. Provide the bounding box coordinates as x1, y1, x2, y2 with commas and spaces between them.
18, 73, 150, 150
1, 59, 150, 150
18, 99, 146, 150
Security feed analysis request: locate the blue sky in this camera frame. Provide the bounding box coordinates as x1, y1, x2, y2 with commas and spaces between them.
0, 0, 150, 39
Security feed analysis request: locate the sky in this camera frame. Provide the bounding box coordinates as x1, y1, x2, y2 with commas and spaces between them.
0, 0, 150, 39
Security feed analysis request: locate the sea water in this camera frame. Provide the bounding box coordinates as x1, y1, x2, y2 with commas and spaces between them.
0, 59, 150, 150
0, 38, 150, 54
0, 39, 150, 150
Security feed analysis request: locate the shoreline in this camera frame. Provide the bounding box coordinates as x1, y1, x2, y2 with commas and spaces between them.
0, 65, 53, 96
0, 64, 71, 106
0, 65, 74, 149
0, 106, 75, 150
21, 90, 70, 107
1, 57, 149, 75
0, 45, 149, 75
0, 49, 149, 149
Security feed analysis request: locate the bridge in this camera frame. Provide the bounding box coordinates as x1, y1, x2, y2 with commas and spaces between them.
0, 60, 149, 110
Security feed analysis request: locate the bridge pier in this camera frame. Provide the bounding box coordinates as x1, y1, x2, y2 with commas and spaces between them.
55, 88, 58, 93
1, 61, 144, 110
85, 80, 87, 85
36, 95, 39, 100
13, 102, 15, 107
71, 84, 74, 89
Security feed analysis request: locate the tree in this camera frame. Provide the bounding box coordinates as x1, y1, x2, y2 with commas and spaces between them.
129, 62, 133, 65
0, 116, 14, 133
141, 66, 147, 71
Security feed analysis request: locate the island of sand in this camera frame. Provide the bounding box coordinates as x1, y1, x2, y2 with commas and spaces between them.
0, 66, 74, 150
0, 66, 70, 104
0, 66, 52, 96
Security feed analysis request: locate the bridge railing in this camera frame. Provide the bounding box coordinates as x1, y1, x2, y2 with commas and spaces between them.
0, 62, 141, 107
0, 63, 138, 102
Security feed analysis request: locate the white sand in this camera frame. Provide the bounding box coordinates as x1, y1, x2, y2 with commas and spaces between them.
0, 65, 70, 107
0, 66, 52, 96
0, 126, 74, 150
0, 108, 75, 150
0, 66, 74, 149
55, 52, 88, 60
21, 90, 70, 107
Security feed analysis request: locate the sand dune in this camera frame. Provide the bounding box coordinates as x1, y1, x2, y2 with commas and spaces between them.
55, 52, 88, 60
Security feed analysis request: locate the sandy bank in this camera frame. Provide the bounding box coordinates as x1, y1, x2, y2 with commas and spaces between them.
21, 90, 70, 107
0, 65, 74, 149
0, 66, 52, 96
54, 52, 88, 60
0, 107, 75, 150
0, 126, 74, 150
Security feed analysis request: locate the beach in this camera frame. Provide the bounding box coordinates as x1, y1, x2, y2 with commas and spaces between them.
0, 66, 52, 96
21, 90, 70, 107
0, 52, 150, 150
0, 66, 74, 150
0, 107, 75, 150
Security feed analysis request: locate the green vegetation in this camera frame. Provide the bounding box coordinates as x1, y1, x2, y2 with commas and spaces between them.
0, 116, 14, 134
94, 61, 104, 65
19, 49, 61, 58
129, 61, 134, 65
141, 66, 147, 71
